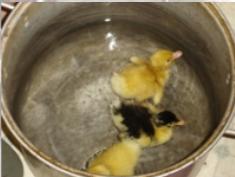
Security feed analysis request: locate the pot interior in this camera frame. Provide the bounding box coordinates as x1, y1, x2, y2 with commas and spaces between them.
2, 3, 233, 175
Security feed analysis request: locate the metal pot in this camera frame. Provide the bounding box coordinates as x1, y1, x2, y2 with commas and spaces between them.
2, 2, 235, 177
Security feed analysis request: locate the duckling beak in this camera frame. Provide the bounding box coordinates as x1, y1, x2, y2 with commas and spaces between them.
172, 50, 183, 60
175, 118, 185, 126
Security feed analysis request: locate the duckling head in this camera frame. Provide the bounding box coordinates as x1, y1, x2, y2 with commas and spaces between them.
151, 111, 185, 146
155, 110, 185, 127
150, 49, 183, 68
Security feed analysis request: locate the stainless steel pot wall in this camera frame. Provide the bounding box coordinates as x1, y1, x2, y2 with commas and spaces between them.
2, 2, 235, 177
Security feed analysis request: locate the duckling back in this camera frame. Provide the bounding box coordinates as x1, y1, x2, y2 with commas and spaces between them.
111, 63, 158, 102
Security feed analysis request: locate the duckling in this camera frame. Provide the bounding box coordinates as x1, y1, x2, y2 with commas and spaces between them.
112, 103, 185, 147
86, 139, 142, 176
111, 49, 182, 104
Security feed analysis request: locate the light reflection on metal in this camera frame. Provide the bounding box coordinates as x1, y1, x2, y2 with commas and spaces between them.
104, 18, 111, 22
105, 32, 117, 51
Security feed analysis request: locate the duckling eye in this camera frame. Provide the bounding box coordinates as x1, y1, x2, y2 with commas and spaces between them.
154, 118, 164, 126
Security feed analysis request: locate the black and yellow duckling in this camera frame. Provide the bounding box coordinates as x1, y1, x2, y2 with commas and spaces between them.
112, 102, 185, 147
111, 49, 183, 104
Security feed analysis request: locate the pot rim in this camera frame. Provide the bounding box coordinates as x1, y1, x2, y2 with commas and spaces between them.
1, 2, 235, 177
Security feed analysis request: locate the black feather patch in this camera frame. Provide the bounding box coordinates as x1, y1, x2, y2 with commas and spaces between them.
114, 103, 155, 138
156, 111, 178, 126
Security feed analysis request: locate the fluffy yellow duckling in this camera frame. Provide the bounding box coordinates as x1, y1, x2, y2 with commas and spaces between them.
87, 139, 141, 176
111, 49, 182, 104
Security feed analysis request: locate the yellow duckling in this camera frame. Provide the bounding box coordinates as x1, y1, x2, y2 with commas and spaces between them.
87, 139, 141, 176
111, 49, 182, 104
